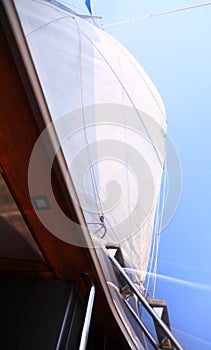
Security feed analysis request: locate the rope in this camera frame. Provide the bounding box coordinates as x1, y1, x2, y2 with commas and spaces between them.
87, 222, 107, 239
152, 163, 167, 297
105, 2, 211, 28
145, 162, 167, 297
145, 218, 157, 296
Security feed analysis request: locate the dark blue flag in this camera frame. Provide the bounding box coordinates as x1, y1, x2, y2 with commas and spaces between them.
85, 0, 92, 15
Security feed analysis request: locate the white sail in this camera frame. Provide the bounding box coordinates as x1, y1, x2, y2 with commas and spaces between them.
14, 0, 167, 282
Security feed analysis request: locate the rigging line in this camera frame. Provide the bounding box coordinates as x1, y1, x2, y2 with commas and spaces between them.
146, 162, 167, 296
74, 18, 104, 217
89, 224, 107, 239
150, 210, 162, 296
105, 2, 211, 28
117, 58, 132, 238
103, 216, 122, 243
123, 110, 133, 243
152, 231, 160, 297
146, 164, 165, 295
152, 164, 167, 298
78, 30, 164, 167
145, 222, 156, 295
145, 185, 161, 296
149, 197, 161, 296
122, 71, 133, 238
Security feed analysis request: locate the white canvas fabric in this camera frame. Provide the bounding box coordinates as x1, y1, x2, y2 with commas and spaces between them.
14, 0, 167, 282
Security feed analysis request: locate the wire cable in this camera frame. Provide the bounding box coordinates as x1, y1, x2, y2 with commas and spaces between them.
152, 163, 167, 297
105, 2, 211, 28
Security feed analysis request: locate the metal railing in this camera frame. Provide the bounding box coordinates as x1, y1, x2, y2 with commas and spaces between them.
104, 247, 184, 350
56, 281, 95, 350
79, 285, 95, 350
56, 287, 75, 350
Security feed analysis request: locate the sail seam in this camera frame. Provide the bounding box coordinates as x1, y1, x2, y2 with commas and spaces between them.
76, 25, 164, 167
26, 13, 71, 37
107, 35, 166, 125
74, 17, 104, 219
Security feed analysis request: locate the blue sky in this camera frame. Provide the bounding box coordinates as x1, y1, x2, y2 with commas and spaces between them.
94, 1, 211, 349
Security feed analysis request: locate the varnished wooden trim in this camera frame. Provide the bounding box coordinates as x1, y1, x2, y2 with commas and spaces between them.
0, 257, 49, 272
